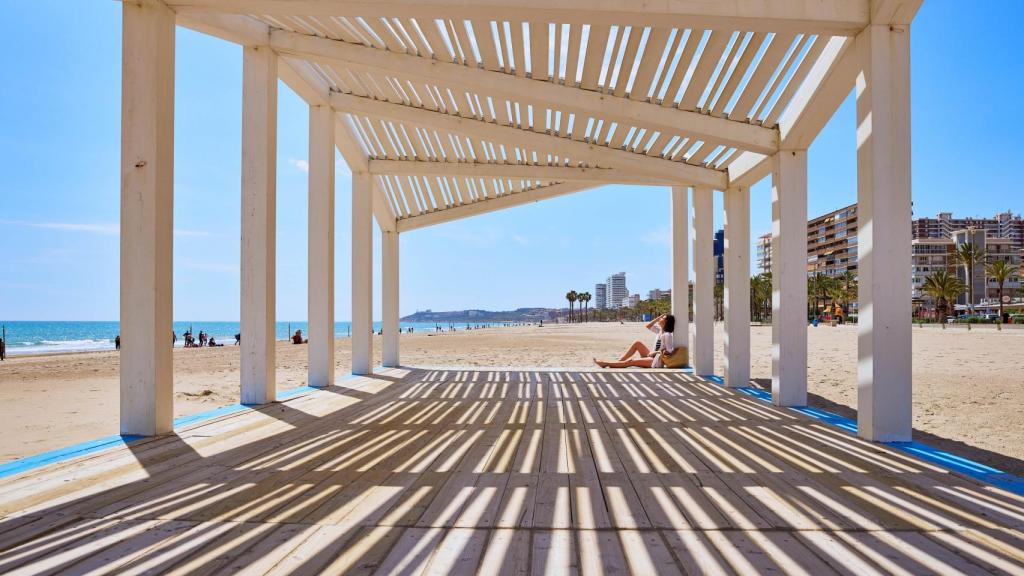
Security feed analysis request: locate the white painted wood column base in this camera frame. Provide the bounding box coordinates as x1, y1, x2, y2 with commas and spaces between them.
382, 230, 399, 368
856, 23, 913, 442
120, 0, 175, 436
240, 45, 277, 405
671, 186, 690, 353
351, 173, 373, 375
308, 105, 335, 388
771, 151, 808, 406
724, 187, 750, 388
691, 186, 715, 375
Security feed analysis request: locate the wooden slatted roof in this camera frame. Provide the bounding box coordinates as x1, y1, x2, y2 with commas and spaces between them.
170, 1, 919, 231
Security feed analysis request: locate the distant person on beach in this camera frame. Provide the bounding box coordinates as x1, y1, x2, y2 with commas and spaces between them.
115, 335, 121, 351
292, 329, 306, 344
208, 336, 223, 347
0, 337, 5, 361
172, 331, 177, 347
234, 333, 241, 345
594, 314, 675, 369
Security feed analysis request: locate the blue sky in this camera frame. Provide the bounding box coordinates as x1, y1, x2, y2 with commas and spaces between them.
1, 1, 1020, 321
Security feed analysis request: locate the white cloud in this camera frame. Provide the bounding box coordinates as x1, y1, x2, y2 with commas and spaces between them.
641, 227, 670, 246
0, 220, 216, 238
289, 158, 310, 172
0, 220, 118, 235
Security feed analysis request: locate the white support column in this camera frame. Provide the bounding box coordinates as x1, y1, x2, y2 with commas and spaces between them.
691, 186, 714, 375
307, 105, 335, 388
382, 230, 400, 367
771, 151, 809, 406
120, 0, 174, 436
855, 23, 912, 442
723, 186, 750, 388
240, 45, 277, 405
670, 186, 690, 354
351, 172, 374, 375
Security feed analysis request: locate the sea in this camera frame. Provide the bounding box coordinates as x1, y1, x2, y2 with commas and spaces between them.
0, 320, 502, 357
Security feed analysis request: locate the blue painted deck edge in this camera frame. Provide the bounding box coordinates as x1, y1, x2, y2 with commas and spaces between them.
0, 370, 380, 481
713, 379, 1024, 496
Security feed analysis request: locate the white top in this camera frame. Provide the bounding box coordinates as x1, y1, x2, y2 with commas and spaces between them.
650, 324, 675, 368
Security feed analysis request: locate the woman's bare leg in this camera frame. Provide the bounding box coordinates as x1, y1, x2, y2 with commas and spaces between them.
594, 358, 655, 369
618, 341, 651, 361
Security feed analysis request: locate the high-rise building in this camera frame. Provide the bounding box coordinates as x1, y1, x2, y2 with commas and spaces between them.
606, 272, 628, 309
807, 203, 858, 278
627, 294, 640, 308
594, 283, 607, 310
756, 233, 773, 275
713, 229, 725, 285
913, 210, 1024, 251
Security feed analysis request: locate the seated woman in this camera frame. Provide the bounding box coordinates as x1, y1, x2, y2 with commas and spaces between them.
594, 313, 675, 368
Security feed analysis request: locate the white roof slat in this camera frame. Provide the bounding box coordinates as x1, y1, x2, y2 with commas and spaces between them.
579, 24, 609, 91
746, 33, 804, 123
762, 35, 827, 127
677, 29, 729, 111
709, 32, 765, 116
727, 32, 795, 121
563, 23, 583, 86
629, 27, 669, 102
613, 26, 644, 98
470, 20, 502, 72
529, 21, 548, 81
660, 28, 700, 107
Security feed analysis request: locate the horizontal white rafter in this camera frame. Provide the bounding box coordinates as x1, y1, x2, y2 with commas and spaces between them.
330, 92, 728, 188
167, 0, 871, 35
368, 159, 675, 185
269, 29, 778, 154
397, 181, 594, 232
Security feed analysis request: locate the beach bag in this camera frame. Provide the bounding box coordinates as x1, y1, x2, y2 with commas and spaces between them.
661, 346, 688, 368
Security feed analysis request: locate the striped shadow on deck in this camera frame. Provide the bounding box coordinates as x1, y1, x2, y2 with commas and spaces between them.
0, 368, 1022, 574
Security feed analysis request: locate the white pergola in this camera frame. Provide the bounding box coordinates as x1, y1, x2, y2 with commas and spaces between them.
120, 0, 919, 442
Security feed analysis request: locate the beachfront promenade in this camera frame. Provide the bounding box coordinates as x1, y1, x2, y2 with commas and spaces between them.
1, 368, 1022, 574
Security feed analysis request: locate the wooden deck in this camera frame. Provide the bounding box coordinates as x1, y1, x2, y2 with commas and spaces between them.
0, 368, 1022, 575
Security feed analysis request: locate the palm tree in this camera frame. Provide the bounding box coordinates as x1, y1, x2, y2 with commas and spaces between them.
713, 284, 724, 321
839, 270, 857, 317
922, 270, 966, 324
749, 274, 772, 323
579, 292, 591, 322
954, 242, 986, 313
984, 259, 1019, 320
565, 290, 578, 323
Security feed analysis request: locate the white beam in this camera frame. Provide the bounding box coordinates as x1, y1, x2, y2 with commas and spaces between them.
779, 37, 858, 148
240, 45, 277, 405
352, 172, 374, 375
308, 104, 335, 388
368, 159, 674, 185
856, 23, 912, 442
723, 186, 750, 388
382, 230, 400, 367
330, 92, 728, 189
169, 0, 871, 35
771, 151, 808, 407
120, 0, 175, 436
671, 186, 690, 354
270, 29, 778, 153
691, 186, 714, 375
397, 181, 594, 232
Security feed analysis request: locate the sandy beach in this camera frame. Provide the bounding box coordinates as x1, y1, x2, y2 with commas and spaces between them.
1, 322, 1022, 476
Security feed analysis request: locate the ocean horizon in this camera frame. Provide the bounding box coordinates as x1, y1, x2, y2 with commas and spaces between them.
0, 320, 505, 356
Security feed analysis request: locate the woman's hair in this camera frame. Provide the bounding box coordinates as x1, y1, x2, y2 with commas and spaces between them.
663, 314, 675, 333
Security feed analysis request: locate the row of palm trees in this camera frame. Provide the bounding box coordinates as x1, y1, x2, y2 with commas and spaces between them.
564, 290, 592, 322
921, 243, 1020, 322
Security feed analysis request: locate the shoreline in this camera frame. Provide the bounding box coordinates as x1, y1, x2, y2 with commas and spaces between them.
1, 323, 1022, 476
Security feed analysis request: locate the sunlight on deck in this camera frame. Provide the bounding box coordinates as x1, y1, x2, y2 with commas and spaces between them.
1, 368, 1022, 574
